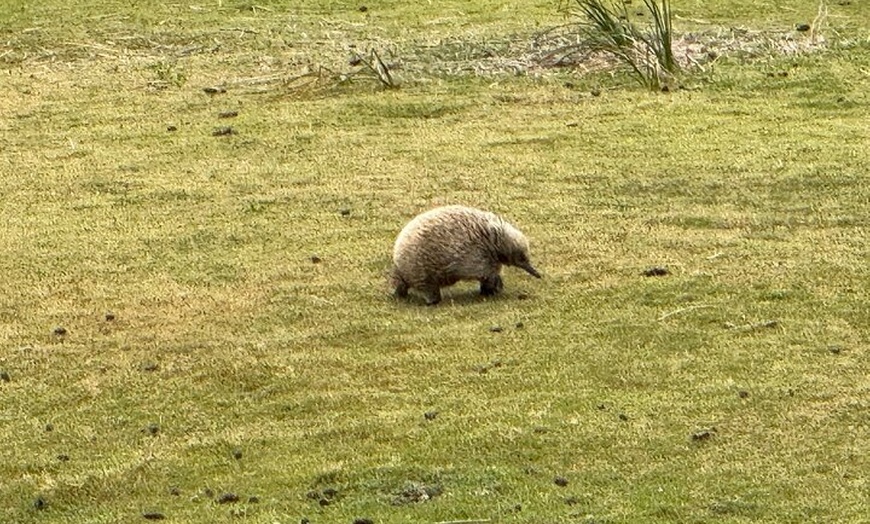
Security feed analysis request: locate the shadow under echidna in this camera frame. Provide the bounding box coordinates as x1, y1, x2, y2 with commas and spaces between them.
389, 205, 541, 305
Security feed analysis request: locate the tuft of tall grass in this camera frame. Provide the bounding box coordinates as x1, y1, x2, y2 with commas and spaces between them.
570, 0, 678, 89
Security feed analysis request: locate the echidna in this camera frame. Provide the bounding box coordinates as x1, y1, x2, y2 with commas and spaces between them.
390, 205, 541, 305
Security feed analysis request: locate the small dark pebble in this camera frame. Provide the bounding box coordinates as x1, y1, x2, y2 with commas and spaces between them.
34, 496, 48, 510
212, 126, 236, 136
489, 325, 503, 333
319, 498, 331, 507
0, 370, 10, 382
590, 87, 602, 97
554, 476, 569, 487
310, 255, 322, 264
143, 512, 166, 520
828, 345, 843, 354
517, 292, 530, 300
146, 423, 160, 436
57, 454, 70, 462
105, 312, 116, 321
232, 448, 243, 460
738, 390, 749, 399
248, 496, 259, 503
45, 423, 54, 432
353, 519, 374, 524
661, 84, 671, 93
515, 321, 524, 329
692, 428, 716, 441
53, 326, 68, 336
169, 487, 181, 496
642, 266, 669, 277
217, 492, 240, 504
339, 207, 352, 216
218, 110, 239, 119
795, 23, 811, 32
596, 403, 607, 410
203, 86, 226, 94
301, 519, 310, 524
358, 5, 368, 12
424, 411, 438, 421
618, 413, 629, 421
166, 125, 178, 132
140, 362, 159, 372
322, 488, 338, 499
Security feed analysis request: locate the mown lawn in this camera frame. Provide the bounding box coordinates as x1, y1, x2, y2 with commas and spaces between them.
1, 1, 868, 523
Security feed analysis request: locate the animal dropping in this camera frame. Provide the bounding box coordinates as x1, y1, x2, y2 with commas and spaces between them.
390, 205, 541, 305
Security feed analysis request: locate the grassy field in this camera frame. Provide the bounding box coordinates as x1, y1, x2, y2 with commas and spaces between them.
1, 1, 868, 523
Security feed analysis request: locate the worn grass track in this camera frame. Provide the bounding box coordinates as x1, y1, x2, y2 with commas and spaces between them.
1, 1, 868, 523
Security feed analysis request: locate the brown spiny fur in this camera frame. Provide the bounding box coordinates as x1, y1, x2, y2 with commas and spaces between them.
390, 205, 541, 305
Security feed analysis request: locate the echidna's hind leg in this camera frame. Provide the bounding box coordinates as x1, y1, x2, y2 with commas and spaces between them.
480, 274, 504, 296
420, 286, 442, 306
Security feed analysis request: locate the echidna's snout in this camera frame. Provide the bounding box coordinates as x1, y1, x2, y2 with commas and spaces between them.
519, 262, 542, 279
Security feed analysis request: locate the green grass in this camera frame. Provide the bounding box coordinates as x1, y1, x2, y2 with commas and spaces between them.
1, 1, 869, 523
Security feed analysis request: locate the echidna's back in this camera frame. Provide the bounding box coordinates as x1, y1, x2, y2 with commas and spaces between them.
392, 206, 496, 285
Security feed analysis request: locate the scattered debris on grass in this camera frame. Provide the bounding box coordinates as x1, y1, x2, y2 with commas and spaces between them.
642, 266, 670, 277
216, 492, 240, 504
212, 126, 236, 136
391, 481, 442, 505
692, 427, 717, 441
473, 359, 504, 374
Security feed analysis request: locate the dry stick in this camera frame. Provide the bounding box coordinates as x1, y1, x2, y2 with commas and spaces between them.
810, 0, 828, 45
658, 304, 713, 321
727, 320, 779, 331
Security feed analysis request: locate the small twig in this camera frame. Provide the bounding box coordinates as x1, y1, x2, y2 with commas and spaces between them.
726, 320, 779, 331
351, 49, 398, 88
810, 0, 828, 45
658, 304, 713, 321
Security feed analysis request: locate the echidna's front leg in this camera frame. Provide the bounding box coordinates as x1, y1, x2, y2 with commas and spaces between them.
480, 274, 504, 296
